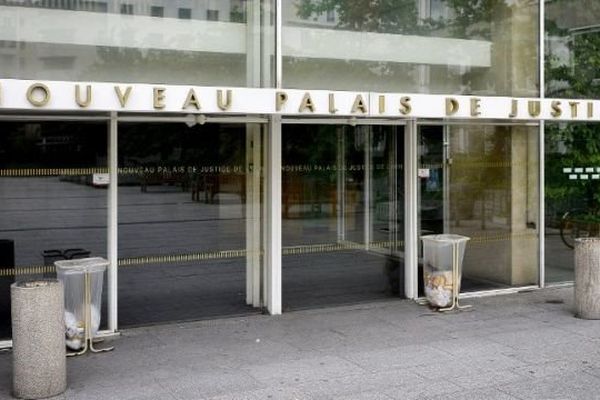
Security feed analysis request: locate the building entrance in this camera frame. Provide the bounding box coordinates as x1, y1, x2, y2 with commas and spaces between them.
116, 121, 265, 326
417, 123, 540, 295
281, 123, 405, 309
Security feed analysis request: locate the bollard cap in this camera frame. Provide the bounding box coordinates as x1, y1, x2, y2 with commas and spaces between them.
574, 238, 600, 245
11, 279, 62, 290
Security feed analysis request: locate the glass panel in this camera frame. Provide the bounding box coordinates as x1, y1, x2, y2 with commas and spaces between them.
283, 0, 539, 96
0, 0, 274, 87
0, 121, 108, 339
117, 122, 263, 326
544, 122, 600, 283
282, 124, 404, 309
546, 0, 600, 98
418, 124, 539, 294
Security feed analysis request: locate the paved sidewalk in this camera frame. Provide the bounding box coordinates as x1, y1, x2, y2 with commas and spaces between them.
2, 287, 600, 400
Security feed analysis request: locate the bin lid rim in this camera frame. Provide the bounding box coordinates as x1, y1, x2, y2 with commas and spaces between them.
421, 234, 470, 243
55, 257, 108, 273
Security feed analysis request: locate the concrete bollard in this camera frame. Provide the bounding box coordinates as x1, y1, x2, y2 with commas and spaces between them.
11, 280, 66, 399
574, 238, 600, 319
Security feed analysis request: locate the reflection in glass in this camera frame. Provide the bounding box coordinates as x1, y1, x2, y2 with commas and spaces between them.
0, 0, 274, 86
545, 123, 600, 283
283, 0, 538, 96
282, 124, 404, 309
0, 122, 108, 339
545, 2, 600, 283
117, 123, 263, 326
418, 125, 539, 293
546, 0, 600, 98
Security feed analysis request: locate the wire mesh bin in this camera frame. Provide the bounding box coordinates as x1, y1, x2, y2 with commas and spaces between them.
55, 257, 113, 355
421, 234, 470, 311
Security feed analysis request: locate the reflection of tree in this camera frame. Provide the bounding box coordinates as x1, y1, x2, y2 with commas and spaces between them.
545, 8, 600, 220
295, 0, 522, 40
296, 0, 423, 34
545, 124, 600, 218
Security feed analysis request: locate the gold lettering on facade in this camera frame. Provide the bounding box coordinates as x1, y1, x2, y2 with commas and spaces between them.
569, 101, 579, 118
182, 88, 201, 110
470, 98, 481, 117
509, 99, 518, 117
528, 101, 540, 117
445, 98, 459, 115
114, 86, 132, 108
550, 101, 562, 117
153, 87, 166, 109
351, 94, 367, 114
379, 95, 385, 114
589, 102, 594, 118
298, 92, 315, 113
26, 83, 50, 107
217, 90, 232, 111
75, 84, 92, 108
399, 96, 411, 115
276, 91, 288, 111
328, 93, 338, 114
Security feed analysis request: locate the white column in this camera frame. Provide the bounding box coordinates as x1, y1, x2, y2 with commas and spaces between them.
107, 112, 118, 331
266, 115, 282, 314
404, 120, 419, 299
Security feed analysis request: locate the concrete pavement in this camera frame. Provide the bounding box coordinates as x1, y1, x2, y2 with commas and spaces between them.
2, 286, 600, 399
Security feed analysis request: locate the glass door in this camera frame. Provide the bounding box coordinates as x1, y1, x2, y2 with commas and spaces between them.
418, 123, 540, 295
0, 120, 109, 339
281, 123, 405, 310
116, 122, 264, 326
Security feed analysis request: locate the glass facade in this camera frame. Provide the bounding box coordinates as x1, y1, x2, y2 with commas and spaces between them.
0, 0, 275, 86
283, 0, 539, 96
0, 121, 108, 338
281, 124, 404, 309
3, 0, 599, 339
544, 0, 600, 283
419, 124, 539, 293
117, 122, 263, 326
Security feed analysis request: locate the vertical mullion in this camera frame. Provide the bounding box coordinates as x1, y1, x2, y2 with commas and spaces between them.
252, 127, 262, 306
404, 119, 419, 299
266, 116, 282, 314
539, 0, 545, 288
275, 0, 282, 88
364, 127, 372, 250
539, 122, 545, 288
107, 112, 118, 332
245, 126, 255, 305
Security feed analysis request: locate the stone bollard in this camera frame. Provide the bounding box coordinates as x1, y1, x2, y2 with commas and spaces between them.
574, 238, 600, 319
11, 280, 66, 399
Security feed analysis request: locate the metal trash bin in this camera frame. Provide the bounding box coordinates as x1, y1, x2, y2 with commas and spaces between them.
421, 234, 470, 310
55, 257, 108, 351
11, 280, 67, 399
